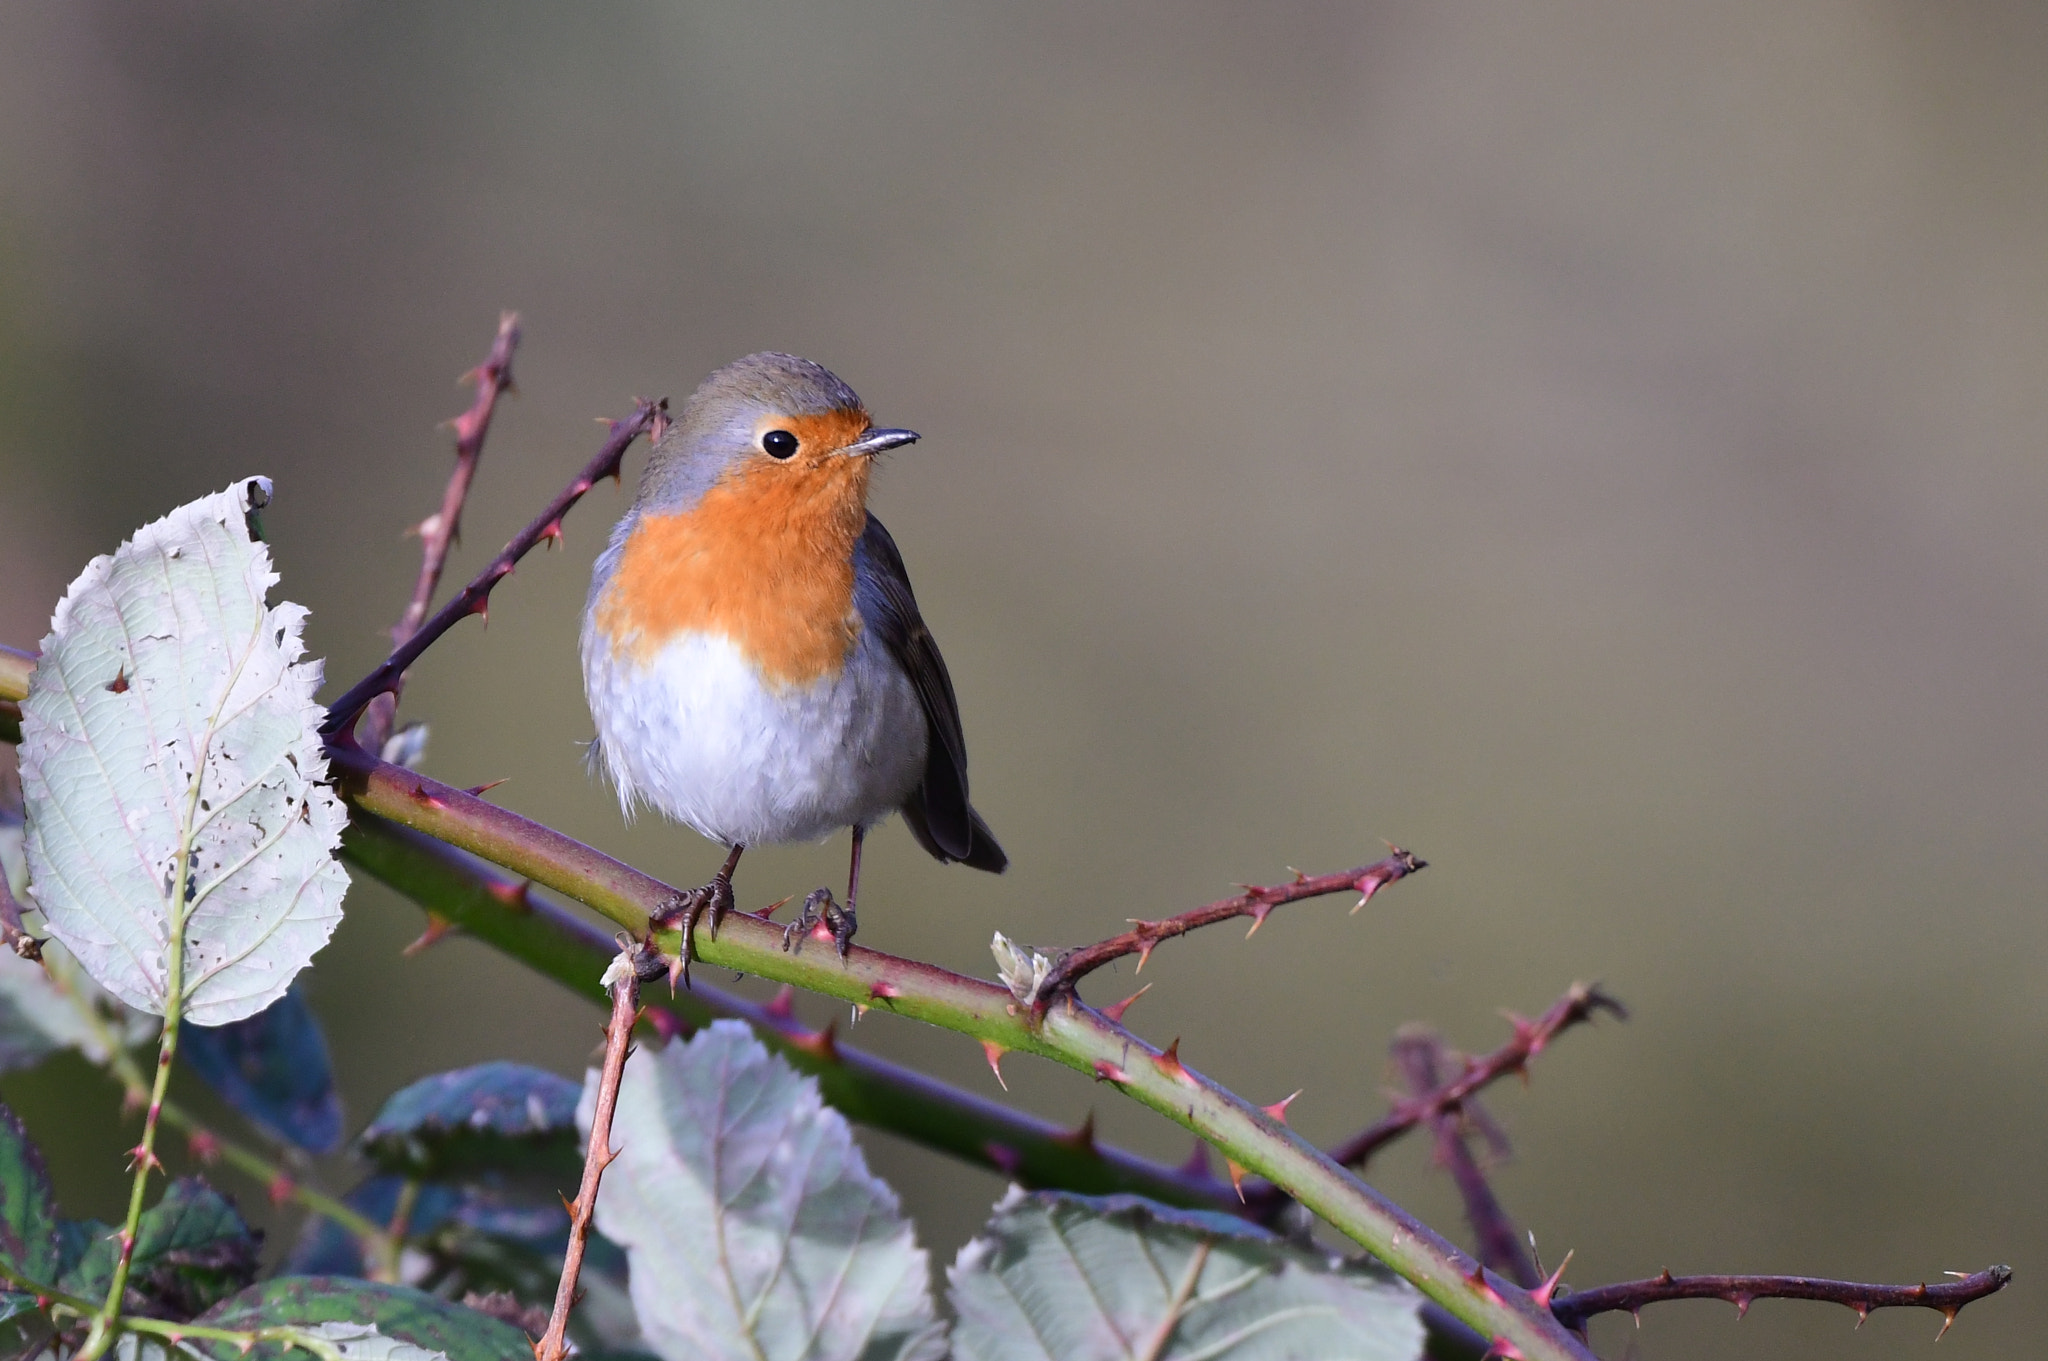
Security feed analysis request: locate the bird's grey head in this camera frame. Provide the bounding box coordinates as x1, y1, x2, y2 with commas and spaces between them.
629, 352, 917, 517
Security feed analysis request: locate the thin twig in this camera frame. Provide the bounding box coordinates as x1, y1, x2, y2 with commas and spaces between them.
1392, 1029, 1537, 1289
1325, 983, 1625, 1171
537, 946, 642, 1360
1035, 849, 1425, 1008
1548, 1264, 2012, 1337
360, 314, 522, 755
320, 398, 662, 738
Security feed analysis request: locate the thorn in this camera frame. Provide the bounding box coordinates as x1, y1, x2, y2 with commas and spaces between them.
983, 1141, 1023, 1176
763, 985, 796, 1022
1936, 1307, 1958, 1341
1464, 1264, 1503, 1304
402, 914, 459, 956
1728, 1292, 1752, 1319
1101, 983, 1151, 1025
267, 1173, 296, 1206
1286, 866, 1308, 883
789, 1021, 839, 1063
758, 894, 795, 920
1851, 1302, 1869, 1328
1179, 1139, 1211, 1180
1351, 893, 1373, 914
666, 948, 688, 995
981, 1039, 1009, 1090
124, 1143, 163, 1174
1656, 1268, 1674, 1285
868, 981, 902, 1003
185, 1129, 221, 1163
465, 777, 511, 799
1224, 1158, 1247, 1201
538, 520, 564, 548
1152, 1038, 1190, 1081
1134, 941, 1156, 972
1092, 1059, 1128, 1084
1243, 904, 1273, 938
485, 878, 533, 911
105, 668, 130, 694
410, 512, 441, 541
1261, 1090, 1302, 1124
410, 780, 446, 810
1054, 1111, 1097, 1155
1530, 1248, 1574, 1309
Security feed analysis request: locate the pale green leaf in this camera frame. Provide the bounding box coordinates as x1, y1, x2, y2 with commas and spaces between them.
18, 478, 348, 1025
948, 1190, 1425, 1361
586, 1019, 946, 1361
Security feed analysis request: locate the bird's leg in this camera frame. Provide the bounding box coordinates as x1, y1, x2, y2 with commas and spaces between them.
781, 828, 862, 959
650, 844, 745, 988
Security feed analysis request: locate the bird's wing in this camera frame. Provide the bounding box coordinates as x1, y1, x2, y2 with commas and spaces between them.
853, 515, 1005, 870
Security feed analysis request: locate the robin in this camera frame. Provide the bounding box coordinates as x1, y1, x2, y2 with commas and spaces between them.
581, 352, 1006, 963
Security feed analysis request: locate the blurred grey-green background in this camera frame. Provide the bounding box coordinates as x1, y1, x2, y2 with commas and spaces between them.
1, 4, 2042, 1358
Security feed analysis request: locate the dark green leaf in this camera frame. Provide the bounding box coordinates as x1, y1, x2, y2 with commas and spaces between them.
357, 1063, 579, 1181
0, 1102, 60, 1289
197, 1277, 531, 1360
62, 1178, 259, 1319
182, 982, 345, 1154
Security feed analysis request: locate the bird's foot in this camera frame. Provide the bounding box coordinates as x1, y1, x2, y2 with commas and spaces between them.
648, 871, 737, 990
781, 888, 857, 960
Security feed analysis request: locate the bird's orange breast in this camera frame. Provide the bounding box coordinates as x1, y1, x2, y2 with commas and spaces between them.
592, 442, 872, 689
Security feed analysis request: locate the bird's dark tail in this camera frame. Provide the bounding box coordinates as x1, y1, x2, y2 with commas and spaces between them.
902, 788, 1008, 873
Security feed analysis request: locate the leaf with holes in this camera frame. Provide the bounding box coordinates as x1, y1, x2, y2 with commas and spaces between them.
357, 1062, 581, 1181
17, 477, 348, 1025
181, 981, 344, 1153
197, 1278, 526, 1361
947, 1190, 1425, 1361
587, 1020, 946, 1361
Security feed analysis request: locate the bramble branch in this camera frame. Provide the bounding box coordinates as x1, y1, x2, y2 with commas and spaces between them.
1548, 1264, 2012, 1338
1035, 850, 1425, 1007
536, 944, 641, 1360
1393, 1028, 1537, 1289
360, 313, 522, 756
320, 397, 663, 738
1326, 983, 1625, 1172
325, 742, 1594, 1361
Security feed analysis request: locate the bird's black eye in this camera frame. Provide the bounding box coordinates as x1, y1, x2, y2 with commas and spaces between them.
762, 429, 799, 460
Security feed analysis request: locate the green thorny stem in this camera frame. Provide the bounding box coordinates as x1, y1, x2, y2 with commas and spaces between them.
327, 740, 1597, 1361
0, 1258, 361, 1361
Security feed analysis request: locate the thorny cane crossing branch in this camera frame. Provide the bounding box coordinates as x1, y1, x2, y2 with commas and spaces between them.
1032, 850, 1425, 1010
535, 943, 644, 1361
319, 396, 664, 739
326, 741, 1599, 1361
359, 311, 523, 757
1323, 983, 1626, 1174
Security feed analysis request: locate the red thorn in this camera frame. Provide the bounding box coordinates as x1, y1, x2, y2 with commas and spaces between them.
1936, 1307, 1958, 1341
1179, 1139, 1212, 1180
125, 1143, 163, 1174
790, 1021, 839, 1063
983, 1141, 1023, 1176
185, 1129, 221, 1164
464, 777, 511, 799
1656, 1268, 1674, 1285
105, 668, 130, 694
1054, 1111, 1097, 1154
1728, 1292, 1753, 1319
267, 1173, 296, 1206
868, 981, 902, 1002
1152, 1038, 1190, 1082
402, 914, 459, 956
410, 781, 446, 810
1529, 1248, 1574, 1309
1243, 904, 1273, 939
1134, 941, 1156, 972
539, 520, 564, 549
981, 1039, 1010, 1091
1101, 983, 1151, 1025
758, 894, 795, 920
1465, 1264, 1503, 1304
763, 985, 796, 1022
1261, 1090, 1301, 1125
1092, 1059, 1128, 1084
485, 878, 533, 911
1224, 1158, 1248, 1201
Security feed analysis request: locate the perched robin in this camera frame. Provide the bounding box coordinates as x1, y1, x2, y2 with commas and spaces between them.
581, 352, 1006, 962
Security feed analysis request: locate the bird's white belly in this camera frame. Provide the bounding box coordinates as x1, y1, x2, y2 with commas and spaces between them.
582, 629, 927, 847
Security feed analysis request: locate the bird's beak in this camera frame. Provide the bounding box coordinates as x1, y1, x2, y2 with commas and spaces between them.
844, 427, 920, 458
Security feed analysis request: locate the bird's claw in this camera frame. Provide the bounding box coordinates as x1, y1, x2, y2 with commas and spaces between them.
782, 888, 857, 959
648, 871, 738, 990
